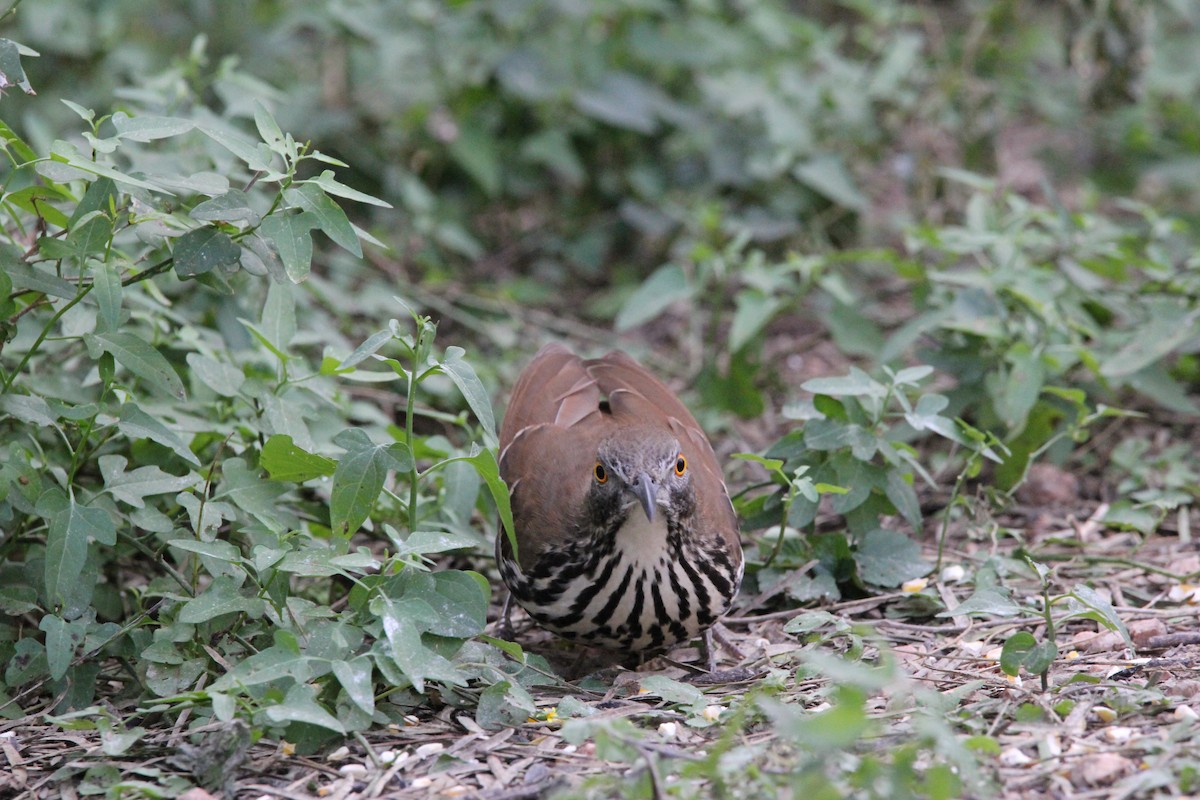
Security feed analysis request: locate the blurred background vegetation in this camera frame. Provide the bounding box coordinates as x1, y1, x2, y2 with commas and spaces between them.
2, 0, 1199, 795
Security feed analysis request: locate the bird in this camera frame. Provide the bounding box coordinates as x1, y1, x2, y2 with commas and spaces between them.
495, 343, 743, 653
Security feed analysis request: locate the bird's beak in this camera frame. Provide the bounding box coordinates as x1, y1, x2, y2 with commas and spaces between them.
631, 472, 658, 522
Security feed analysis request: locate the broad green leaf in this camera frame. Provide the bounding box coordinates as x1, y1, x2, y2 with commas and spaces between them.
5, 261, 77, 299
110, 112, 195, 141
794, 154, 867, 210
117, 403, 201, 466
802, 368, 886, 398
854, 528, 929, 587
99, 454, 200, 508
190, 189, 261, 225
330, 429, 413, 537
186, 353, 245, 397
731, 452, 785, 474
331, 656, 375, 716
44, 495, 114, 609
0, 38, 35, 95
574, 72, 659, 133
476, 680, 537, 730
338, 328, 394, 370
261, 281, 296, 352
177, 576, 266, 623
448, 123, 501, 196
48, 140, 164, 192
466, 447, 517, 560
213, 458, 289, 531
197, 123, 275, 171
639, 675, 705, 709
615, 264, 692, 331
993, 342, 1045, 430
1102, 302, 1199, 378
39, 614, 79, 682
264, 684, 346, 734
166, 538, 242, 563
375, 598, 463, 694
1069, 584, 1132, 646
884, 470, 922, 532
398, 570, 489, 638
940, 586, 1022, 618
89, 331, 186, 399
730, 289, 783, 353
259, 211, 316, 282
439, 346, 497, 448
1000, 632, 1057, 677
91, 261, 122, 333
261, 435, 336, 482
173, 226, 240, 278
286, 182, 361, 256
312, 169, 392, 208
254, 102, 286, 149
0, 394, 56, 426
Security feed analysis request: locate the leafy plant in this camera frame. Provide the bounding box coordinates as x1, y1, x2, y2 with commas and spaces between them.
0, 42, 526, 742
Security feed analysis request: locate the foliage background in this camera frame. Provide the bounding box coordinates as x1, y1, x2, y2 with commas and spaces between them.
1, 1, 1198, 798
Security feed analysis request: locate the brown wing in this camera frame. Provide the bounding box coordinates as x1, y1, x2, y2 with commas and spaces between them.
499, 344, 607, 565
585, 351, 739, 551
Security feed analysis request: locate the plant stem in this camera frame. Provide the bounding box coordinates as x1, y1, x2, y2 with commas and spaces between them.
404, 328, 423, 535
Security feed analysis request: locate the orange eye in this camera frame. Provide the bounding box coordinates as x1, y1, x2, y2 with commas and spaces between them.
594, 462, 608, 484
675, 455, 687, 476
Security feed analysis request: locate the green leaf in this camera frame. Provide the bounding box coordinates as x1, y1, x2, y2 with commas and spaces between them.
476, 680, 537, 730
91, 261, 122, 334
615, 264, 692, 331
190, 189, 261, 225
338, 329, 394, 370
802, 367, 886, 398
262, 281, 296, 351
213, 458, 289, 531
466, 447, 517, 561
117, 403, 201, 466
1000, 632, 1057, 677
5, 261, 77, 300
177, 576, 266, 623
259, 211, 316, 282
186, 353, 245, 397
261, 435, 336, 482
264, 683, 346, 734
312, 170, 392, 208
884, 470, 922, 531
448, 123, 501, 197
285, 183, 361, 256
940, 586, 1022, 618
89, 331, 186, 399
331, 656, 376, 717
166, 538, 242, 563
992, 342, 1045, 430
173, 226, 241, 278
439, 347, 497, 448
374, 598, 463, 694
730, 289, 784, 353
1069, 584, 1132, 647
99, 454, 200, 509
1101, 302, 1200, 378
330, 429, 413, 537
39, 614, 87, 682
794, 154, 867, 210
0, 38, 35, 95
110, 112, 195, 142
854, 528, 929, 587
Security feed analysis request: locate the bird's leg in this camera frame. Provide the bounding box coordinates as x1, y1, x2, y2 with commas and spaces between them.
497, 591, 516, 641
702, 623, 745, 672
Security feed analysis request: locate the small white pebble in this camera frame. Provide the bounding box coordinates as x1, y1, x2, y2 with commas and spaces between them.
939, 565, 966, 583
960, 641, 984, 657
1040, 734, 1062, 758
657, 722, 678, 739
999, 747, 1033, 766
902, 577, 928, 593
338, 763, 369, 778
403, 714, 421, 726
411, 777, 434, 789
328, 745, 351, 761
1168, 583, 1200, 604
0, 731, 15, 740
1103, 726, 1134, 744
1093, 706, 1117, 723
702, 705, 725, 722
807, 702, 832, 713
985, 647, 1004, 662
415, 742, 444, 758
378, 750, 398, 764
562, 744, 577, 754
1005, 673, 1023, 688
753, 637, 771, 650
1174, 705, 1199, 722
1064, 650, 1080, 661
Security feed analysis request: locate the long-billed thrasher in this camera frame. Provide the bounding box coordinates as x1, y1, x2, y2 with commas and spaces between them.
496, 343, 743, 652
